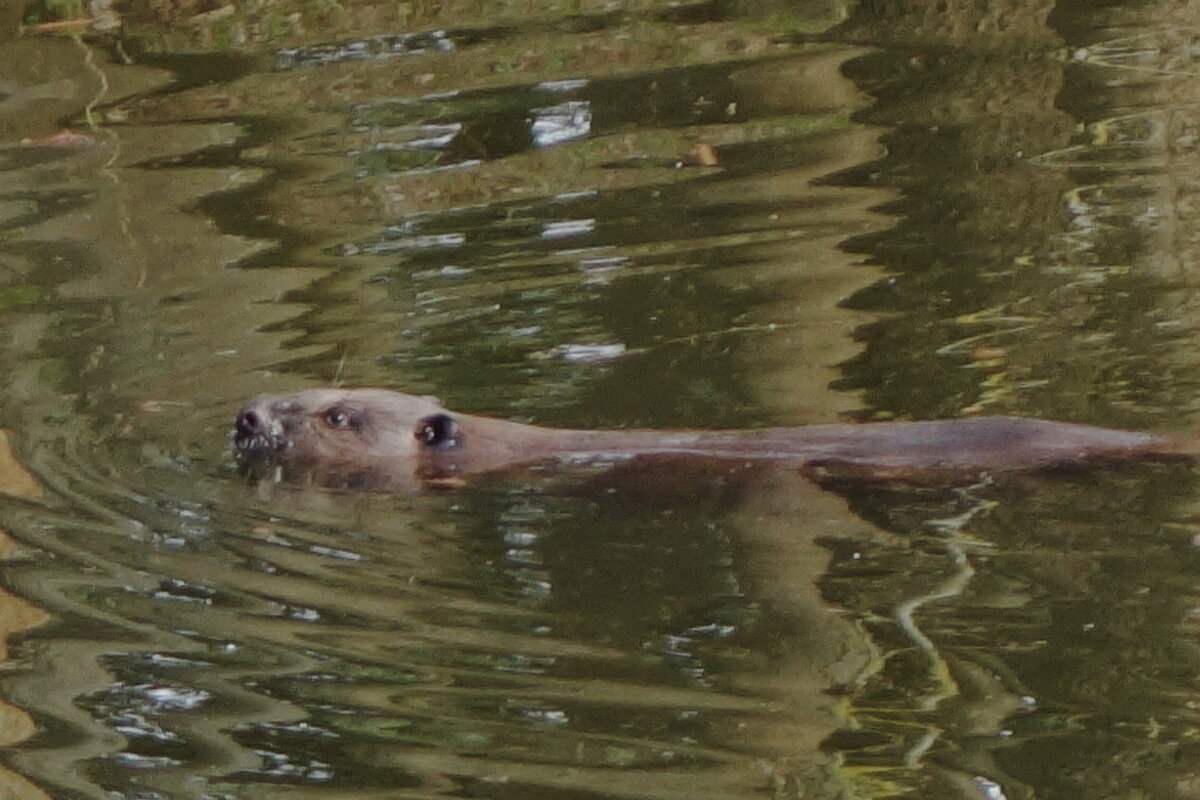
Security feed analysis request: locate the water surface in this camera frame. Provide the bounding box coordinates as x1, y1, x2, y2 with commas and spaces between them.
1, 0, 1200, 797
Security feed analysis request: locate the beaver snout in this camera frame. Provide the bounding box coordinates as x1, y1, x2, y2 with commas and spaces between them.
235, 408, 261, 438
234, 400, 287, 456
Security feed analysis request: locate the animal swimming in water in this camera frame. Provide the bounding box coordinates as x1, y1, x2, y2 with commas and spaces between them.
233, 388, 1196, 490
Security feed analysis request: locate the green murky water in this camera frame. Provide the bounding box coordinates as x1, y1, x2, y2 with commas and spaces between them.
1, 0, 1199, 798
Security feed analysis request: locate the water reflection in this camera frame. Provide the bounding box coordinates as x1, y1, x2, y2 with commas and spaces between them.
1, 0, 1200, 797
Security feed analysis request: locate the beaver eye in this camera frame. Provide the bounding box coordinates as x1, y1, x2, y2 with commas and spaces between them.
323, 407, 357, 431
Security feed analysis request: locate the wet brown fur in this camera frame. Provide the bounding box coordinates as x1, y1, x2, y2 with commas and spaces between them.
233, 388, 1199, 490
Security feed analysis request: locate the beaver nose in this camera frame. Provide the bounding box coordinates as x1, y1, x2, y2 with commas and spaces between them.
234, 400, 281, 455
236, 407, 264, 438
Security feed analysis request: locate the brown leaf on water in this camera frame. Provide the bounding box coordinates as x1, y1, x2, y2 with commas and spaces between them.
684, 142, 720, 167
970, 346, 1008, 363
19, 128, 96, 150
0, 431, 41, 499
134, 399, 193, 415
134, 400, 163, 414
20, 17, 95, 33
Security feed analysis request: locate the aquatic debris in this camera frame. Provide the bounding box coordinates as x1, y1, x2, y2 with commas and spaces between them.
276, 30, 454, 70
541, 219, 595, 239
129, 684, 211, 711
537, 78, 589, 93
531, 100, 592, 147
21, 17, 95, 33
679, 142, 719, 167
19, 129, 97, 150
530, 343, 627, 363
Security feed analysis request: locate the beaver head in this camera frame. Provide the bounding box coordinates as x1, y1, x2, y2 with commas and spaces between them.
234, 388, 462, 467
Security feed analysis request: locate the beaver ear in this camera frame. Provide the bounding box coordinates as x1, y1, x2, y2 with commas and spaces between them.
414, 413, 463, 451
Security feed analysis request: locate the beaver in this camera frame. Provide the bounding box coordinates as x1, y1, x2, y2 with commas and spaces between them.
232, 388, 1197, 489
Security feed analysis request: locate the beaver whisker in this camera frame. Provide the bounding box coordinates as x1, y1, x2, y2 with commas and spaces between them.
233, 405, 294, 457
233, 432, 280, 456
